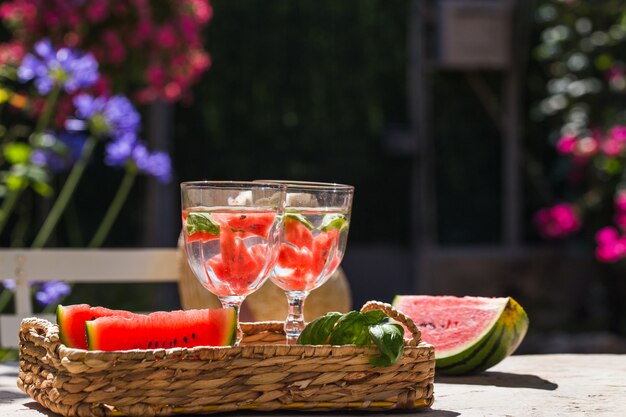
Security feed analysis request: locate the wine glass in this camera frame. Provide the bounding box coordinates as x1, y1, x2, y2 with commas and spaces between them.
260, 180, 354, 344
181, 181, 286, 345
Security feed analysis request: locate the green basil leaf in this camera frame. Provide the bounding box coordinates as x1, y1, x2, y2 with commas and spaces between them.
328, 311, 371, 347
285, 212, 314, 230
361, 310, 387, 325
320, 214, 348, 232
368, 323, 405, 367
185, 212, 220, 236
297, 312, 342, 345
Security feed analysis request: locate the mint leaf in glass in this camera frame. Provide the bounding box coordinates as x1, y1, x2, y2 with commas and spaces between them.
320, 214, 348, 232
285, 212, 315, 230
185, 212, 220, 236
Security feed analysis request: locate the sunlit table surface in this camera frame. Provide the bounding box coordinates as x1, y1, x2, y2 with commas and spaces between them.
1, 354, 625, 417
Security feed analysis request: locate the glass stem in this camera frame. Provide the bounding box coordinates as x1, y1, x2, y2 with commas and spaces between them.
285, 291, 308, 344
219, 295, 245, 346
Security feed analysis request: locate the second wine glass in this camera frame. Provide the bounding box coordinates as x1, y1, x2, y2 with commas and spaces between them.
262, 180, 354, 344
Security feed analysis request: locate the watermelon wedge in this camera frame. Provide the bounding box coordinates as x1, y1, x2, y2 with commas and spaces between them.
392, 295, 529, 375
57, 304, 135, 349
85, 307, 237, 351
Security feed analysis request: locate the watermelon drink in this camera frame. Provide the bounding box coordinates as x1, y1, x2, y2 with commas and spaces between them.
181, 181, 286, 345
259, 181, 354, 344
274, 209, 349, 292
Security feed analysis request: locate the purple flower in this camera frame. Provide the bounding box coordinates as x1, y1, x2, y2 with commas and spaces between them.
30, 149, 67, 172
17, 39, 99, 95
104, 133, 137, 166
35, 281, 71, 307
133, 144, 172, 184
73, 94, 140, 139
2, 279, 16, 292
105, 136, 172, 183
30, 132, 87, 172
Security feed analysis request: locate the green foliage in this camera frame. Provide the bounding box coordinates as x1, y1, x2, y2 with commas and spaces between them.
298, 309, 405, 367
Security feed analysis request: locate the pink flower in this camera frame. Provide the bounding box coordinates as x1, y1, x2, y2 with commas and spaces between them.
0, 41, 24, 65
146, 65, 166, 88
86, 2, 109, 24
596, 238, 626, 263
103, 30, 125, 65
573, 136, 599, 158
188, 0, 213, 24
0, 0, 213, 104
609, 125, 626, 142
190, 49, 211, 74
179, 16, 201, 45
164, 82, 182, 101
156, 25, 178, 49
601, 137, 625, 157
596, 227, 619, 245
607, 67, 625, 82
557, 135, 577, 154
534, 203, 582, 239
134, 20, 154, 44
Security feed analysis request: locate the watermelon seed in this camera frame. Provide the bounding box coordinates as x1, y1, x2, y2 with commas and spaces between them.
173, 338, 177, 346
183, 336, 188, 343
148, 341, 152, 348
240, 215, 247, 220
192, 333, 196, 339
91, 316, 96, 320
155, 341, 158, 347
419, 322, 436, 329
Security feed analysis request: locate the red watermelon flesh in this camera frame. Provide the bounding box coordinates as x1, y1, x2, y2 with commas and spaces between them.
205, 227, 268, 296
284, 216, 313, 250
214, 212, 276, 238
395, 296, 504, 354
276, 230, 340, 291
86, 307, 237, 351
311, 230, 340, 276
392, 295, 529, 375
57, 304, 135, 349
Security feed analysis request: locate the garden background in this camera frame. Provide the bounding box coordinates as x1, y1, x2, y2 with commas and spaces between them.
1, 0, 626, 354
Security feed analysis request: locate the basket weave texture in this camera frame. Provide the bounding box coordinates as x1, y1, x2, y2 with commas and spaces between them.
17, 301, 435, 417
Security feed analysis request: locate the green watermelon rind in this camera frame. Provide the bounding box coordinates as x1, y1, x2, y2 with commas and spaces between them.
392, 295, 529, 376
56, 305, 70, 347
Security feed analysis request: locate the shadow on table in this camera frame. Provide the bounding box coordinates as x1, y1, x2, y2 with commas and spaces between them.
0, 389, 27, 403
24, 401, 60, 416
436, 371, 558, 391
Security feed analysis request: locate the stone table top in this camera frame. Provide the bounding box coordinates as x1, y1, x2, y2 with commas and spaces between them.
1, 354, 625, 416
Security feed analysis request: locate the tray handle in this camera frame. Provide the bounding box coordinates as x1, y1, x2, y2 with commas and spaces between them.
360, 301, 421, 347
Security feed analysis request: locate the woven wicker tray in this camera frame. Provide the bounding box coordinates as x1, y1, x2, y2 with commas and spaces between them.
17, 301, 435, 417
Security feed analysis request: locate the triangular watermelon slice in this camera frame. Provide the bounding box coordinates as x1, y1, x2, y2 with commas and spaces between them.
392, 295, 529, 375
